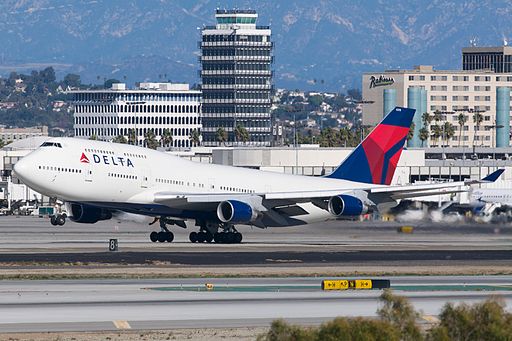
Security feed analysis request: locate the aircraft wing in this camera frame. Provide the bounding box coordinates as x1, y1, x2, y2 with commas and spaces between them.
152, 169, 504, 226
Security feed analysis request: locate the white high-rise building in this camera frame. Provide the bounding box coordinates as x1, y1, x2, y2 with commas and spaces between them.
70, 83, 202, 148
200, 9, 273, 147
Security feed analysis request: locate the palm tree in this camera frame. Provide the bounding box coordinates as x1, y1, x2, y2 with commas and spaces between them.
431, 125, 442, 147
407, 122, 415, 142
189, 129, 200, 146
472, 112, 484, 146
112, 135, 127, 144
457, 113, 467, 146
161, 128, 173, 148
127, 128, 137, 145
421, 112, 433, 147
443, 122, 455, 146
419, 127, 429, 147
144, 130, 159, 150
216, 127, 228, 146
234, 124, 250, 144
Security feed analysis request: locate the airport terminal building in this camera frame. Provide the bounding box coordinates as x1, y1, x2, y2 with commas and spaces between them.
362, 65, 512, 148
70, 83, 202, 148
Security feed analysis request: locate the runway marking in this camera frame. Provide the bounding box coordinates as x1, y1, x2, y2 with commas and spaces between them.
113, 320, 131, 329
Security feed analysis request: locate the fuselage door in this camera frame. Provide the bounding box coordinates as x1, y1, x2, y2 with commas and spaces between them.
208, 178, 215, 192
140, 168, 151, 188
84, 165, 92, 182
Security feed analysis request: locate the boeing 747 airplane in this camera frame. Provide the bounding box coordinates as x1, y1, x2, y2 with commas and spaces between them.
13, 107, 504, 244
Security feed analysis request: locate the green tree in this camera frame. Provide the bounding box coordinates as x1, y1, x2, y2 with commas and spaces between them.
419, 127, 429, 147
457, 113, 468, 146
144, 130, 158, 150
473, 112, 484, 146
427, 298, 512, 341
127, 128, 137, 145
63, 74, 81, 88
377, 289, 423, 341
112, 135, 127, 144
308, 95, 323, 108
89, 133, 97, 141
216, 127, 228, 146
234, 124, 250, 144
189, 129, 200, 146
160, 128, 173, 148
407, 122, 415, 142
431, 125, 442, 147
104, 78, 121, 89
443, 122, 455, 146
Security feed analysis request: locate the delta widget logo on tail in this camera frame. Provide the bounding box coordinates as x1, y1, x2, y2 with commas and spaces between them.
80, 151, 134, 167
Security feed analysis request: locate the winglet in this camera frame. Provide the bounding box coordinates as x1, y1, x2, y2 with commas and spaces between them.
482, 169, 505, 182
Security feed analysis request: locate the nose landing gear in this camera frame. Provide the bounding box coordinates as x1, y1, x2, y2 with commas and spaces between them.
50, 214, 66, 226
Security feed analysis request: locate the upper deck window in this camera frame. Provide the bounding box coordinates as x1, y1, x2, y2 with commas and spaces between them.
40, 142, 62, 148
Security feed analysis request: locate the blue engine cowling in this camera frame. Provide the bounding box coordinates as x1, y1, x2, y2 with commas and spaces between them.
328, 195, 368, 217
217, 200, 257, 224
68, 203, 112, 224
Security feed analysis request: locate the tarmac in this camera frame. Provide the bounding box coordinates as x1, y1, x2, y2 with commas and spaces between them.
0, 215, 510, 334
0, 276, 511, 333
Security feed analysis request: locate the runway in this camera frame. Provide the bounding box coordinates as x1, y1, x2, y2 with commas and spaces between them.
0, 217, 510, 334
0, 276, 511, 333
0, 216, 511, 268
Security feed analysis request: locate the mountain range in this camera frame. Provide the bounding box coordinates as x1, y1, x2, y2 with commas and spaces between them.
1, 0, 512, 91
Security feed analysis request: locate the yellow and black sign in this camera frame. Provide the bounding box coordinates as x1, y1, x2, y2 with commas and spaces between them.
321, 279, 390, 291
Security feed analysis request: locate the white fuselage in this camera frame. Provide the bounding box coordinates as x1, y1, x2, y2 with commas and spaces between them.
471, 188, 512, 206
14, 138, 380, 226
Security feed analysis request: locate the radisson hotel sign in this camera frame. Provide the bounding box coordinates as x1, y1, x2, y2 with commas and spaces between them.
369, 75, 394, 88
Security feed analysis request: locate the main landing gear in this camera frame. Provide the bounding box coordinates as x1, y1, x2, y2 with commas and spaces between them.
189, 222, 242, 244
149, 217, 174, 243
50, 214, 66, 226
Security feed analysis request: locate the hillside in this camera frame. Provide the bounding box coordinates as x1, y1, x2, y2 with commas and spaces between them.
1, 1, 511, 90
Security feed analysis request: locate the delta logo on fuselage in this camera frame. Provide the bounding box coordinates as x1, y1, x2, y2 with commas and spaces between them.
80, 152, 134, 167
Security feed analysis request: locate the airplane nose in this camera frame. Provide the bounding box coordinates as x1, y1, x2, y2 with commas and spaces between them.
13, 157, 29, 181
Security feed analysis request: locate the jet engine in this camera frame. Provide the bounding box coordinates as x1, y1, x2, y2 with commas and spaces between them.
217, 200, 258, 224
68, 203, 112, 224
328, 194, 368, 217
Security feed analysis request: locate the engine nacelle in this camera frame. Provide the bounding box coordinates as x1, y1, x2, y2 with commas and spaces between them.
328, 195, 368, 217
68, 203, 112, 224
217, 200, 258, 224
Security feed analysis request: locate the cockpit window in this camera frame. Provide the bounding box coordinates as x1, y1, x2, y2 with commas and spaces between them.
40, 142, 62, 148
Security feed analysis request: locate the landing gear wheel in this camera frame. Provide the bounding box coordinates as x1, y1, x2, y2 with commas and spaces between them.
204, 232, 213, 243
234, 232, 242, 244
157, 231, 167, 243
56, 215, 65, 226
197, 232, 206, 243
165, 232, 174, 243
150, 231, 158, 242
213, 233, 222, 243
189, 231, 198, 243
